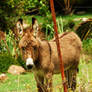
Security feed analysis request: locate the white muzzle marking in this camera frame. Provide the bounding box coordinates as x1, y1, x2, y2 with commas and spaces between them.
26, 58, 34, 66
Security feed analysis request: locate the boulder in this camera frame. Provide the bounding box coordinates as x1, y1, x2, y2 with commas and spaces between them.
8, 65, 26, 75
0, 73, 7, 81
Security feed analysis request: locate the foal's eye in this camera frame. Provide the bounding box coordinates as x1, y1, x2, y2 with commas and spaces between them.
22, 47, 25, 51
33, 46, 36, 50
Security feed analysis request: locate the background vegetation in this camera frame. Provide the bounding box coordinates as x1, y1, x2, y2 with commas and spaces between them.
0, 0, 92, 92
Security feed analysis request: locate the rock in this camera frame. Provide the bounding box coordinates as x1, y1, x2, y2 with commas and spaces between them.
0, 73, 7, 81
82, 18, 88, 22
8, 65, 26, 75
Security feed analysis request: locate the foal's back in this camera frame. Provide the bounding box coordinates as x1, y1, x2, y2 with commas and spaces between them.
48, 32, 82, 74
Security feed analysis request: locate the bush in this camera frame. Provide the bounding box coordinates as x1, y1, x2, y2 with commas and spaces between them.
0, 0, 29, 32
42, 17, 64, 40
17, 55, 27, 70
0, 52, 27, 73
76, 20, 92, 40
63, 20, 75, 31
82, 39, 92, 55
0, 53, 18, 73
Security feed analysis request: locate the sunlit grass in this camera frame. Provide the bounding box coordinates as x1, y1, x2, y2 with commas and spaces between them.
0, 58, 92, 92
0, 73, 36, 92
22, 14, 92, 26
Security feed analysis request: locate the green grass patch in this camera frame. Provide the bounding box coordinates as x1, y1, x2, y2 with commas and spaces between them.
22, 14, 92, 26
0, 59, 92, 92
0, 73, 36, 92
22, 15, 46, 25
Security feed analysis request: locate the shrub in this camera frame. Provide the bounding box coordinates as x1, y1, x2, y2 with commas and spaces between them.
0, 0, 29, 32
0, 52, 27, 73
76, 20, 92, 40
0, 53, 18, 73
17, 55, 27, 70
42, 17, 64, 40
63, 20, 75, 31
82, 39, 92, 55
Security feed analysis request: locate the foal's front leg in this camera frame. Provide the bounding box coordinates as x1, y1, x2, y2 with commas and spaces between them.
46, 72, 53, 92
35, 75, 46, 92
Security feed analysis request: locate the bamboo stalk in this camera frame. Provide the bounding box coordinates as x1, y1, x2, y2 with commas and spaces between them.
50, 0, 68, 92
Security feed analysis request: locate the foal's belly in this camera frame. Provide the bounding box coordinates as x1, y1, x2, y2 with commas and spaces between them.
53, 61, 61, 74
54, 69, 61, 74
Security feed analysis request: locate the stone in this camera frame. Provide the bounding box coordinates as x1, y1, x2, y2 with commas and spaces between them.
0, 73, 7, 81
8, 65, 26, 75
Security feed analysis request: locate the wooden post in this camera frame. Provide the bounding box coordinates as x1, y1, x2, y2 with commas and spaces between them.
50, 0, 68, 92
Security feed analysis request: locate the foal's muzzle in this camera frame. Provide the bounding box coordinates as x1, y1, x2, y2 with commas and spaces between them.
27, 65, 33, 69
26, 58, 34, 69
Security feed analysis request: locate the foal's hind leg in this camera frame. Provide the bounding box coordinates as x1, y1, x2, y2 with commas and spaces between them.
65, 69, 77, 91
65, 70, 70, 89
70, 69, 77, 91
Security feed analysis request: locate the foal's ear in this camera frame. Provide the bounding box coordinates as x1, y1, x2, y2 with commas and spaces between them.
16, 18, 23, 36
32, 17, 39, 37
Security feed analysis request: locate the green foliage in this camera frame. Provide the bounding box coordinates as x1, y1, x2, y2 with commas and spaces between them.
6, 31, 14, 54
0, 0, 28, 31
0, 30, 16, 56
17, 55, 27, 70
0, 53, 18, 73
0, 41, 7, 53
39, 0, 50, 16
76, 20, 92, 40
57, 17, 64, 33
63, 20, 75, 31
42, 17, 64, 40
0, 0, 50, 31
25, 0, 50, 16
82, 39, 92, 55
45, 23, 54, 40
0, 52, 27, 73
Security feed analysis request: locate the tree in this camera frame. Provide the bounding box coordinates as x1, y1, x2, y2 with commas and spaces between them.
24, 0, 50, 16
0, 0, 28, 32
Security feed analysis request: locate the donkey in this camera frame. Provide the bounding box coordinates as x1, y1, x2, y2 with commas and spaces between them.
19, 18, 82, 92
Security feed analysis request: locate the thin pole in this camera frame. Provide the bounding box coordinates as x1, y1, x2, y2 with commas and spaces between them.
50, 0, 68, 92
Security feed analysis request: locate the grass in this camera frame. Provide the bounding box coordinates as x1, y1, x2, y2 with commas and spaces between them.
22, 13, 92, 25
76, 59, 92, 92
0, 73, 36, 92
0, 59, 92, 92
61, 13, 92, 20
22, 15, 45, 25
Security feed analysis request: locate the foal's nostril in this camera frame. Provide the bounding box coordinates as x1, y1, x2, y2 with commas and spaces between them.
27, 65, 33, 69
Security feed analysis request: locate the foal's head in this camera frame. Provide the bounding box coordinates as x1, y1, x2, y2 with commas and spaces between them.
19, 18, 40, 69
